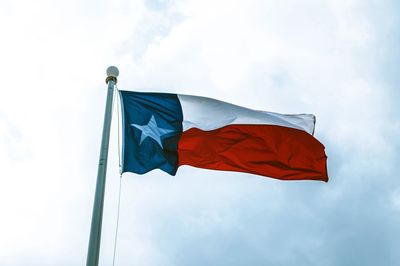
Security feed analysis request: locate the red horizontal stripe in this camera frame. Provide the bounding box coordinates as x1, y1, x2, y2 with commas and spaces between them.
178, 125, 328, 181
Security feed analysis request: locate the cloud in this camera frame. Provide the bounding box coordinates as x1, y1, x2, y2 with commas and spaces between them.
115, 1, 400, 265
1, 0, 399, 265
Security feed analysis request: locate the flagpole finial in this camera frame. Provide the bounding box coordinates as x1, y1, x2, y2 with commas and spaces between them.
106, 66, 119, 84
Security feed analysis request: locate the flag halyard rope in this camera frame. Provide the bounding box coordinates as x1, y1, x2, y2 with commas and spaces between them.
112, 174, 123, 266
112, 85, 123, 266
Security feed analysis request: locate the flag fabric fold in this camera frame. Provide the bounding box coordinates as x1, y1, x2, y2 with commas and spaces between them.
119, 90, 328, 181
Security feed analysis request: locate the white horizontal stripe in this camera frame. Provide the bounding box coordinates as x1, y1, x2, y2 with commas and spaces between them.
178, 94, 315, 135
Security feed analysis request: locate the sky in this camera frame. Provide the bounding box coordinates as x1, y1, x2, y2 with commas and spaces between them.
0, 0, 399, 265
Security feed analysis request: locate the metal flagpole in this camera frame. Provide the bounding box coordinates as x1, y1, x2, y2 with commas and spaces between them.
86, 66, 119, 266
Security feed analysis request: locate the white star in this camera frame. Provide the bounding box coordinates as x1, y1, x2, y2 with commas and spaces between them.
131, 115, 174, 148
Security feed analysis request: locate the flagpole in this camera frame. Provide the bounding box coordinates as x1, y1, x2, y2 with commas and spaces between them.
86, 66, 119, 266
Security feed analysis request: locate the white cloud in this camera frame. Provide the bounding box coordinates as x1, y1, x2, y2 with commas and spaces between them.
392, 188, 400, 211
1, 0, 400, 265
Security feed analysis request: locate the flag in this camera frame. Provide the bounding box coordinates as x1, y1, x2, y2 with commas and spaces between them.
119, 90, 328, 181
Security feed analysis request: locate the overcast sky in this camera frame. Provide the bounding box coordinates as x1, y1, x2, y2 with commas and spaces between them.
1, 0, 399, 265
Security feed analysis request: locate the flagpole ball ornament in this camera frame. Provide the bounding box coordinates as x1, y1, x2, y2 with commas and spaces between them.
106, 66, 119, 84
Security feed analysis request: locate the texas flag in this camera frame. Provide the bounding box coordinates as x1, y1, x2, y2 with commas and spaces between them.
119, 90, 328, 182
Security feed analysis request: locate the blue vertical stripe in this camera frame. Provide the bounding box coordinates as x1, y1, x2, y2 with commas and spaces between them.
119, 91, 183, 175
